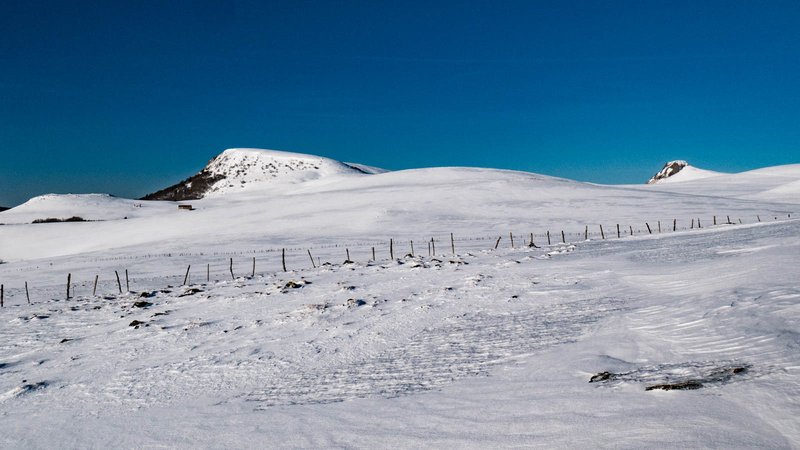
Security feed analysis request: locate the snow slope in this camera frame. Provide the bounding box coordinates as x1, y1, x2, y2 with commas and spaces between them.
0, 219, 798, 448
2, 162, 797, 261
647, 160, 724, 184
0, 150, 799, 448
638, 163, 800, 204
0, 194, 174, 225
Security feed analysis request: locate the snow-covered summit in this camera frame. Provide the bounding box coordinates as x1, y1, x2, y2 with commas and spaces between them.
142, 148, 372, 201
647, 160, 722, 184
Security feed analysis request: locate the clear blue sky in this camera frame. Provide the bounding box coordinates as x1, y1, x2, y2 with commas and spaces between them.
2, 0, 799, 206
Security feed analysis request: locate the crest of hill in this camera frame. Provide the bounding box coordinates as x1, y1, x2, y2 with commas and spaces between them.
141, 148, 372, 201
0, 193, 175, 224
647, 160, 723, 184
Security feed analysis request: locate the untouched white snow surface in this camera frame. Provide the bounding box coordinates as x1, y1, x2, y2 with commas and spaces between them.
1, 153, 799, 448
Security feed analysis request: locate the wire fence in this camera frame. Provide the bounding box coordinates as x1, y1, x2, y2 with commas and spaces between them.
0, 212, 795, 307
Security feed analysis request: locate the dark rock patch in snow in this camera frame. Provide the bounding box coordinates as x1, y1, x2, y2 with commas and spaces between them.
590, 362, 750, 391
647, 160, 688, 184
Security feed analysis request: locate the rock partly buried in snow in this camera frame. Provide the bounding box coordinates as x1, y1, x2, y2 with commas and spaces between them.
646, 160, 724, 184
647, 160, 689, 184
141, 148, 375, 201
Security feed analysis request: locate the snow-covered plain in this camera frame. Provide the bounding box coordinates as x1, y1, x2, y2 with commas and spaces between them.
0, 149, 798, 448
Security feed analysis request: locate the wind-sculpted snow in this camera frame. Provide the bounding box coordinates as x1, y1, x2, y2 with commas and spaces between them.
246, 297, 624, 407
0, 217, 798, 447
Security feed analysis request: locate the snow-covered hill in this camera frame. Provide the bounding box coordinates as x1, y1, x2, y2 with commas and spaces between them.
1, 151, 799, 260
141, 148, 370, 201
640, 163, 800, 204
647, 160, 723, 184
0, 193, 174, 225
0, 149, 799, 447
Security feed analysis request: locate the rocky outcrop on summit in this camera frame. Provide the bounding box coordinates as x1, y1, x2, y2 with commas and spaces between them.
647, 161, 688, 184
141, 148, 371, 201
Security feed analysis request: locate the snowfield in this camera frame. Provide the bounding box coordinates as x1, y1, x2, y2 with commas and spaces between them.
0, 149, 798, 448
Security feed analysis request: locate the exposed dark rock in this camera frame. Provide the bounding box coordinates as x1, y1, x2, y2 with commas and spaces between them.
589, 371, 615, 383
32, 216, 86, 224
645, 381, 704, 391
129, 320, 145, 328
132, 301, 153, 308
283, 281, 304, 289
140, 167, 225, 201
647, 160, 688, 184
178, 288, 204, 297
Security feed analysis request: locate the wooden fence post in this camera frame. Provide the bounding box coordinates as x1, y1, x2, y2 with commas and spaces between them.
757, 215, 761, 222
616, 224, 620, 238
727, 215, 732, 224
207, 264, 210, 282
115, 271, 121, 294
252, 257, 256, 277
673, 219, 677, 232
561, 230, 566, 243
371, 247, 376, 261
66, 273, 72, 299
1, 284, 3, 307
308, 250, 316, 268
431, 238, 436, 256
547, 231, 551, 245
509, 232, 514, 248
183, 265, 191, 285
281, 250, 286, 272
629, 225, 633, 236
713, 215, 717, 225
600, 224, 605, 239
125, 269, 130, 292
658, 221, 661, 233
584, 225, 588, 240
390, 239, 394, 260
451, 233, 455, 255
691, 218, 694, 229
494, 236, 502, 249
645, 223, 652, 234
26, 281, 31, 305
410, 240, 415, 257
698, 218, 702, 228
346, 248, 351, 262
230, 257, 236, 279
93, 275, 98, 297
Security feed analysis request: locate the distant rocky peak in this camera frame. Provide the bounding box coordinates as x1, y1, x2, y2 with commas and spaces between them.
647, 160, 689, 184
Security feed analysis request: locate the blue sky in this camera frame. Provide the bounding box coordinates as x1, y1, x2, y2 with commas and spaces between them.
2, 0, 799, 206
